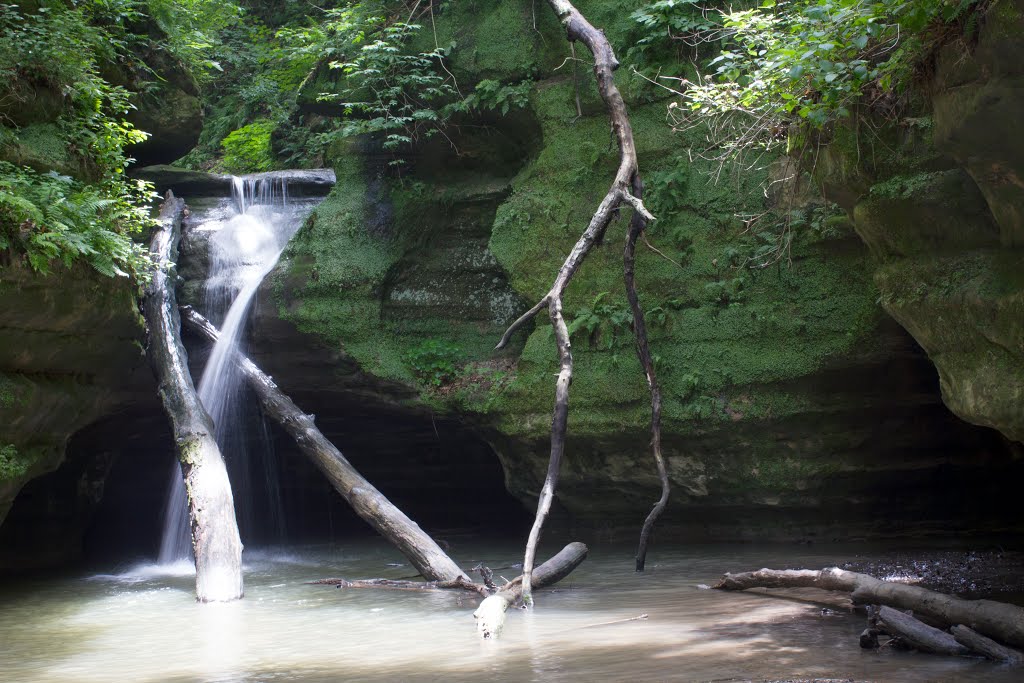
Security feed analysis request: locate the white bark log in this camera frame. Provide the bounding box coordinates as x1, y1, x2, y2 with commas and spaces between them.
144, 193, 243, 602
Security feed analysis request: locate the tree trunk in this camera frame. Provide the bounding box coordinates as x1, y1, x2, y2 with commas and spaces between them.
144, 193, 243, 602
494, 0, 660, 607
715, 567, 1024, 650
181, 306, 468, 583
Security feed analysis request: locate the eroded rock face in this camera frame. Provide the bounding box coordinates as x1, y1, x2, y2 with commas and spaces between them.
835, 2, 1024, 445
112, 42, 203, 166
876, 251, 1024, 442
259, 2, 1024, 540
0, 262, 157, 567
932, 0, 1024, 247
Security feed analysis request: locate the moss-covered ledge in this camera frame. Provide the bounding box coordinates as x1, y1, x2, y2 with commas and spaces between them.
0, 261, 151, 527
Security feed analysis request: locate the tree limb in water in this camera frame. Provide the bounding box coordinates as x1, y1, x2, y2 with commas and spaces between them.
310, 542, 589, 640
952, 624, 1024, 663
874, 605, 969, 656
624, 177, 668, 572
495, 0, 661, 608
715, 566, 1024, 651
474, 542, 589, 639
309, 576, 488, 596
181, 306, 467, 583
143, 192, 244, 603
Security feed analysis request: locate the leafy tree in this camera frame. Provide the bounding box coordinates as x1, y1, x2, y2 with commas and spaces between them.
0, 2, 157, 279
631, 0, 982, 160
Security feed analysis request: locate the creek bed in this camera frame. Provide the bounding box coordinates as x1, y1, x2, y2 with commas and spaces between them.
1, 539, 1021, 682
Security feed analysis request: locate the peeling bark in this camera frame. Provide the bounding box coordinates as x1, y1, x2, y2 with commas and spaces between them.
143, 193, 243, 602
496, 0, 662, 607
181, 306, 467, 583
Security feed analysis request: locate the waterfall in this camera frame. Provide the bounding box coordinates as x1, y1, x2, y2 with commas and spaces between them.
158, 171, 328, 564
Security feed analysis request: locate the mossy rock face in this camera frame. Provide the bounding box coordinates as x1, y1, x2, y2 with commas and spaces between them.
0, 262, 152, 533
932, 0, 1024, 246
104, 38, 203, 166
821, 1, 1024, 446
251, 0, 1024, 540
876, 250, 1024, 441
257, 1, 1019, 539
0, 123, 84, 177
853, 169, 1000, 260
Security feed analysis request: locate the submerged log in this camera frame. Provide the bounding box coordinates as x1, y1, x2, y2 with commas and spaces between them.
181, 306, 467, 583
715, 567, 1024, 651
474, 541, 589, 639
144, 193, 244, 602
952, 625, 1024, 663
310, 576, 487, 595
875, 606, 969, 656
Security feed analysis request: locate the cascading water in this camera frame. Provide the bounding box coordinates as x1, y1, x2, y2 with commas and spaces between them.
158, 171, 331, 564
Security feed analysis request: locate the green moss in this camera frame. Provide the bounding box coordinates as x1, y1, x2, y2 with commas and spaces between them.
483, 76, 883, 441
275, 138, 526, 393
220, 119, 276, 173
0, 442, 48, 481
0, 123, 79, 176
871, 171, 948, 199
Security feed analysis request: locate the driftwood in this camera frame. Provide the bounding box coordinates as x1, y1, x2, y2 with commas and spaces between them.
181, 306, 467, 583
144, 193, 243, 602
494, 0, 664, 607
875, 606, 969, 656
716, 567, 1024, 652
310, 576, 487, 595
952, 625, 1024, 663
474, 541, 589, 639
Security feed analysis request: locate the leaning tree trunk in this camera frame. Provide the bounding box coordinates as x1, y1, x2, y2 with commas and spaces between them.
715, 567, 1024, 650
181, 307, 467, 583
493, 0, 664, 606
144, 193, 243, 602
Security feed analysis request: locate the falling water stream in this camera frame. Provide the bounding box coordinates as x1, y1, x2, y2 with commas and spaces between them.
158, 172, 327, 563
1, 540, 1021, 682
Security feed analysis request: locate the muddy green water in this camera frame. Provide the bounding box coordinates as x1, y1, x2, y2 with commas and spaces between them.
1, 540, 1019, 682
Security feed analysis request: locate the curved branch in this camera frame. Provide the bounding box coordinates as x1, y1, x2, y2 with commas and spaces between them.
495, 295, 549, 350
511, 0, 656, 607
624, 176, 669, 572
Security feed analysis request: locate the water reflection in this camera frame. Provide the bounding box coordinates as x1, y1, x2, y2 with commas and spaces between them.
0, 540, 1020, 682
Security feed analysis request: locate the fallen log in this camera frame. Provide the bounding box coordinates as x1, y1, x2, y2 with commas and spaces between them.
875, 606, 969, 656
181, 306, 467, 584
310, 543, 587, 607
144, 193, 243, 603
715, 567, 1024, 651
952, 625, 1024, 663
310, 576, 488, 595
474, 541, 588, 639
